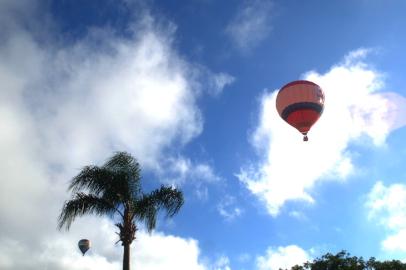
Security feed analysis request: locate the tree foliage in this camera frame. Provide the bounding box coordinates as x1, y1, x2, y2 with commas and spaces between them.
289, 251, 406, 270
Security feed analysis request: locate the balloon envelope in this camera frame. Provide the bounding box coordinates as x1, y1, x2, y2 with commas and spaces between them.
275, 80, 324, 141
78, 239, 91, 256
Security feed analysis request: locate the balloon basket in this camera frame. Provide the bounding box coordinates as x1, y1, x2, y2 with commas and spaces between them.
303, 135, 308, 141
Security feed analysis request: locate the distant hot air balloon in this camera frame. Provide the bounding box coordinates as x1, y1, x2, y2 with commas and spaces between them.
78, 239, 91, 256
275, 80, 325, 141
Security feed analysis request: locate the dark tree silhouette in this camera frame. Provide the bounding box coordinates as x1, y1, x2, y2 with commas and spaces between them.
289, 251, 406, 270
58, 152, 184, 270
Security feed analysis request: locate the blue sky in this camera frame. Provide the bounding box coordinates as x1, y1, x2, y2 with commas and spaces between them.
1, 0, 406, 269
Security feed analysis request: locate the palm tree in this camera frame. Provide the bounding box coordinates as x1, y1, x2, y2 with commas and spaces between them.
58, 152, 184, 270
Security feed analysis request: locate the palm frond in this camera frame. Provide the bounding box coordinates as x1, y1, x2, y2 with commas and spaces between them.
148, 185, 184, 217
58, 193, 116, 230
103, 152, 141, 182
133, 185, 183, 232
69, 166, 115, 194
103, 152, 142, 200
133, 198, 158, 232
69, 165, 132, 205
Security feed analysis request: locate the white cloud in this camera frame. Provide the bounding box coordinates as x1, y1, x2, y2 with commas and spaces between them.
212, 255, 232, 270
134, 231, 206, 270
0, 217, 206, 270
237, 253, 252, 263
289, 211, 308, 221
238, 49, 406, 216
0, 1, 226, 269
226, 0, 273, 52
161, 157, 222, 201
208, 73, 235, 97
160, 156, 222, 200
167, 157, 222, 183
217, 195, 244, 221
366, 181, 406, 252
159, 157, 221, 201
42, 29, 202, 170
257, 245, 310, 270
193, 66, 235, 97
343, 47, 374, 65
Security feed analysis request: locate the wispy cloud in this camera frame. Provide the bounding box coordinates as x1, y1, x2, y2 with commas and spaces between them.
226, 0, 273, 52
238, 49, 406, 216
158, 156, 222, 200
289, 211, 308, 221
208, 72, 235, 97
366, 181, 406, 252
217, 195, 244, 221
166, 157, 222, 183
212, 255, 232, 270
194, 66, 235, 97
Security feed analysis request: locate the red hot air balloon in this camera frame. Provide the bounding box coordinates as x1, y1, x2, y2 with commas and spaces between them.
275, 80, 325, 141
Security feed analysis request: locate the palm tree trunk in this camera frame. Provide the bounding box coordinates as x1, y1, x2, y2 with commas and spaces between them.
123, 243, 130, 270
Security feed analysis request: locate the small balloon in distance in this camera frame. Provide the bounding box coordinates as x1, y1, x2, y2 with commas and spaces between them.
78, 239, 91, 256
275, 80, 325, 141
